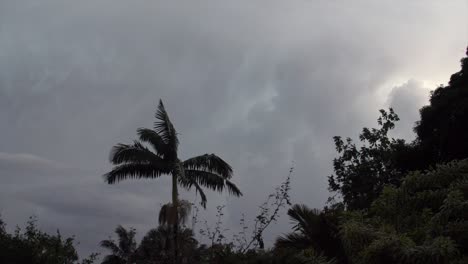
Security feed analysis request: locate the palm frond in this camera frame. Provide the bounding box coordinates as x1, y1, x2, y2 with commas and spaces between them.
103, 163, 170, 184
115, 225, 136, 256
109, 141, 160, 165
183, 154, 233, 179
158, 200, 191, 226
154, 100, 179, 154
137, 128, 168, 158
192, 180, 208, 208
275, 204, 325, 250
185, 169, 241, 197
158, 203, 172, 226
100, 239, 121, 255
225, 179, 242, 197
288, 204, 321, 234
178, 175, 208, 207
185, 169, 224, 191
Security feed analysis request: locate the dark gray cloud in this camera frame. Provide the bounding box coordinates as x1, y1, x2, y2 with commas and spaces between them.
0, 0, 466, 257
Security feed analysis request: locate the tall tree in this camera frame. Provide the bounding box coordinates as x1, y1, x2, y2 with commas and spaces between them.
328, 48, 468, 210
414, 47, 468, 166
103, 100, 242, 263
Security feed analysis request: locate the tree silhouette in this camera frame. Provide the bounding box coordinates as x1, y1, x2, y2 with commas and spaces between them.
340, 159, 468, 263
137, 226, 199, 264
103, 99, 242, 263
414, 47, 468, 166
0, 216, 97, 264
100, 226, 137, 264
328, 109, 406, 210
276, 204, 346, 263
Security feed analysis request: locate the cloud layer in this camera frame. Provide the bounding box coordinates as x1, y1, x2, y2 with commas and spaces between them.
0, 0, 466, 257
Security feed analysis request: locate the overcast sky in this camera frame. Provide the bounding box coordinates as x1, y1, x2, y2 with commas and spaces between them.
0, 0, 467, 259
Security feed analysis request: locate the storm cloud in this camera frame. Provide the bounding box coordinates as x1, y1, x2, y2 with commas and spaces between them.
0, 0, 467, 257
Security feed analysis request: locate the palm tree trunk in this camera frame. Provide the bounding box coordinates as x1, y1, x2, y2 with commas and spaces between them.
172, 172, 179, 264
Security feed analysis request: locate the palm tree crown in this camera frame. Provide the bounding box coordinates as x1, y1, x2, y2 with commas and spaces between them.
103, 99, 242, 206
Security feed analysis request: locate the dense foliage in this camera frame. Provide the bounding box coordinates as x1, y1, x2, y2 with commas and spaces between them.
414, 47, 468, 166
329, 48, 468, 211
341, 160, 468, 264
328, 108, 406, 210
100, 225, 200, 264
275, 204, 346, 263
0, 217, 97, 264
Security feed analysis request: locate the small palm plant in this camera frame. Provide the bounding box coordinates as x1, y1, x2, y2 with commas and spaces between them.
100, 225, 138, 264
276, 204, 344, 263
103, 99, 242, 263
276, 204, 324, 250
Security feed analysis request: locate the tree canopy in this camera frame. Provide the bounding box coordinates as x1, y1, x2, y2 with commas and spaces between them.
328, 108, 407, 210
414, 47, 468, 166
0, 216, 97, 264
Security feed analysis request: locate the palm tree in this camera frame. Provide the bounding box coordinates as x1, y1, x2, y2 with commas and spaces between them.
104, 99, 242, 263
100, 225, 138, 264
